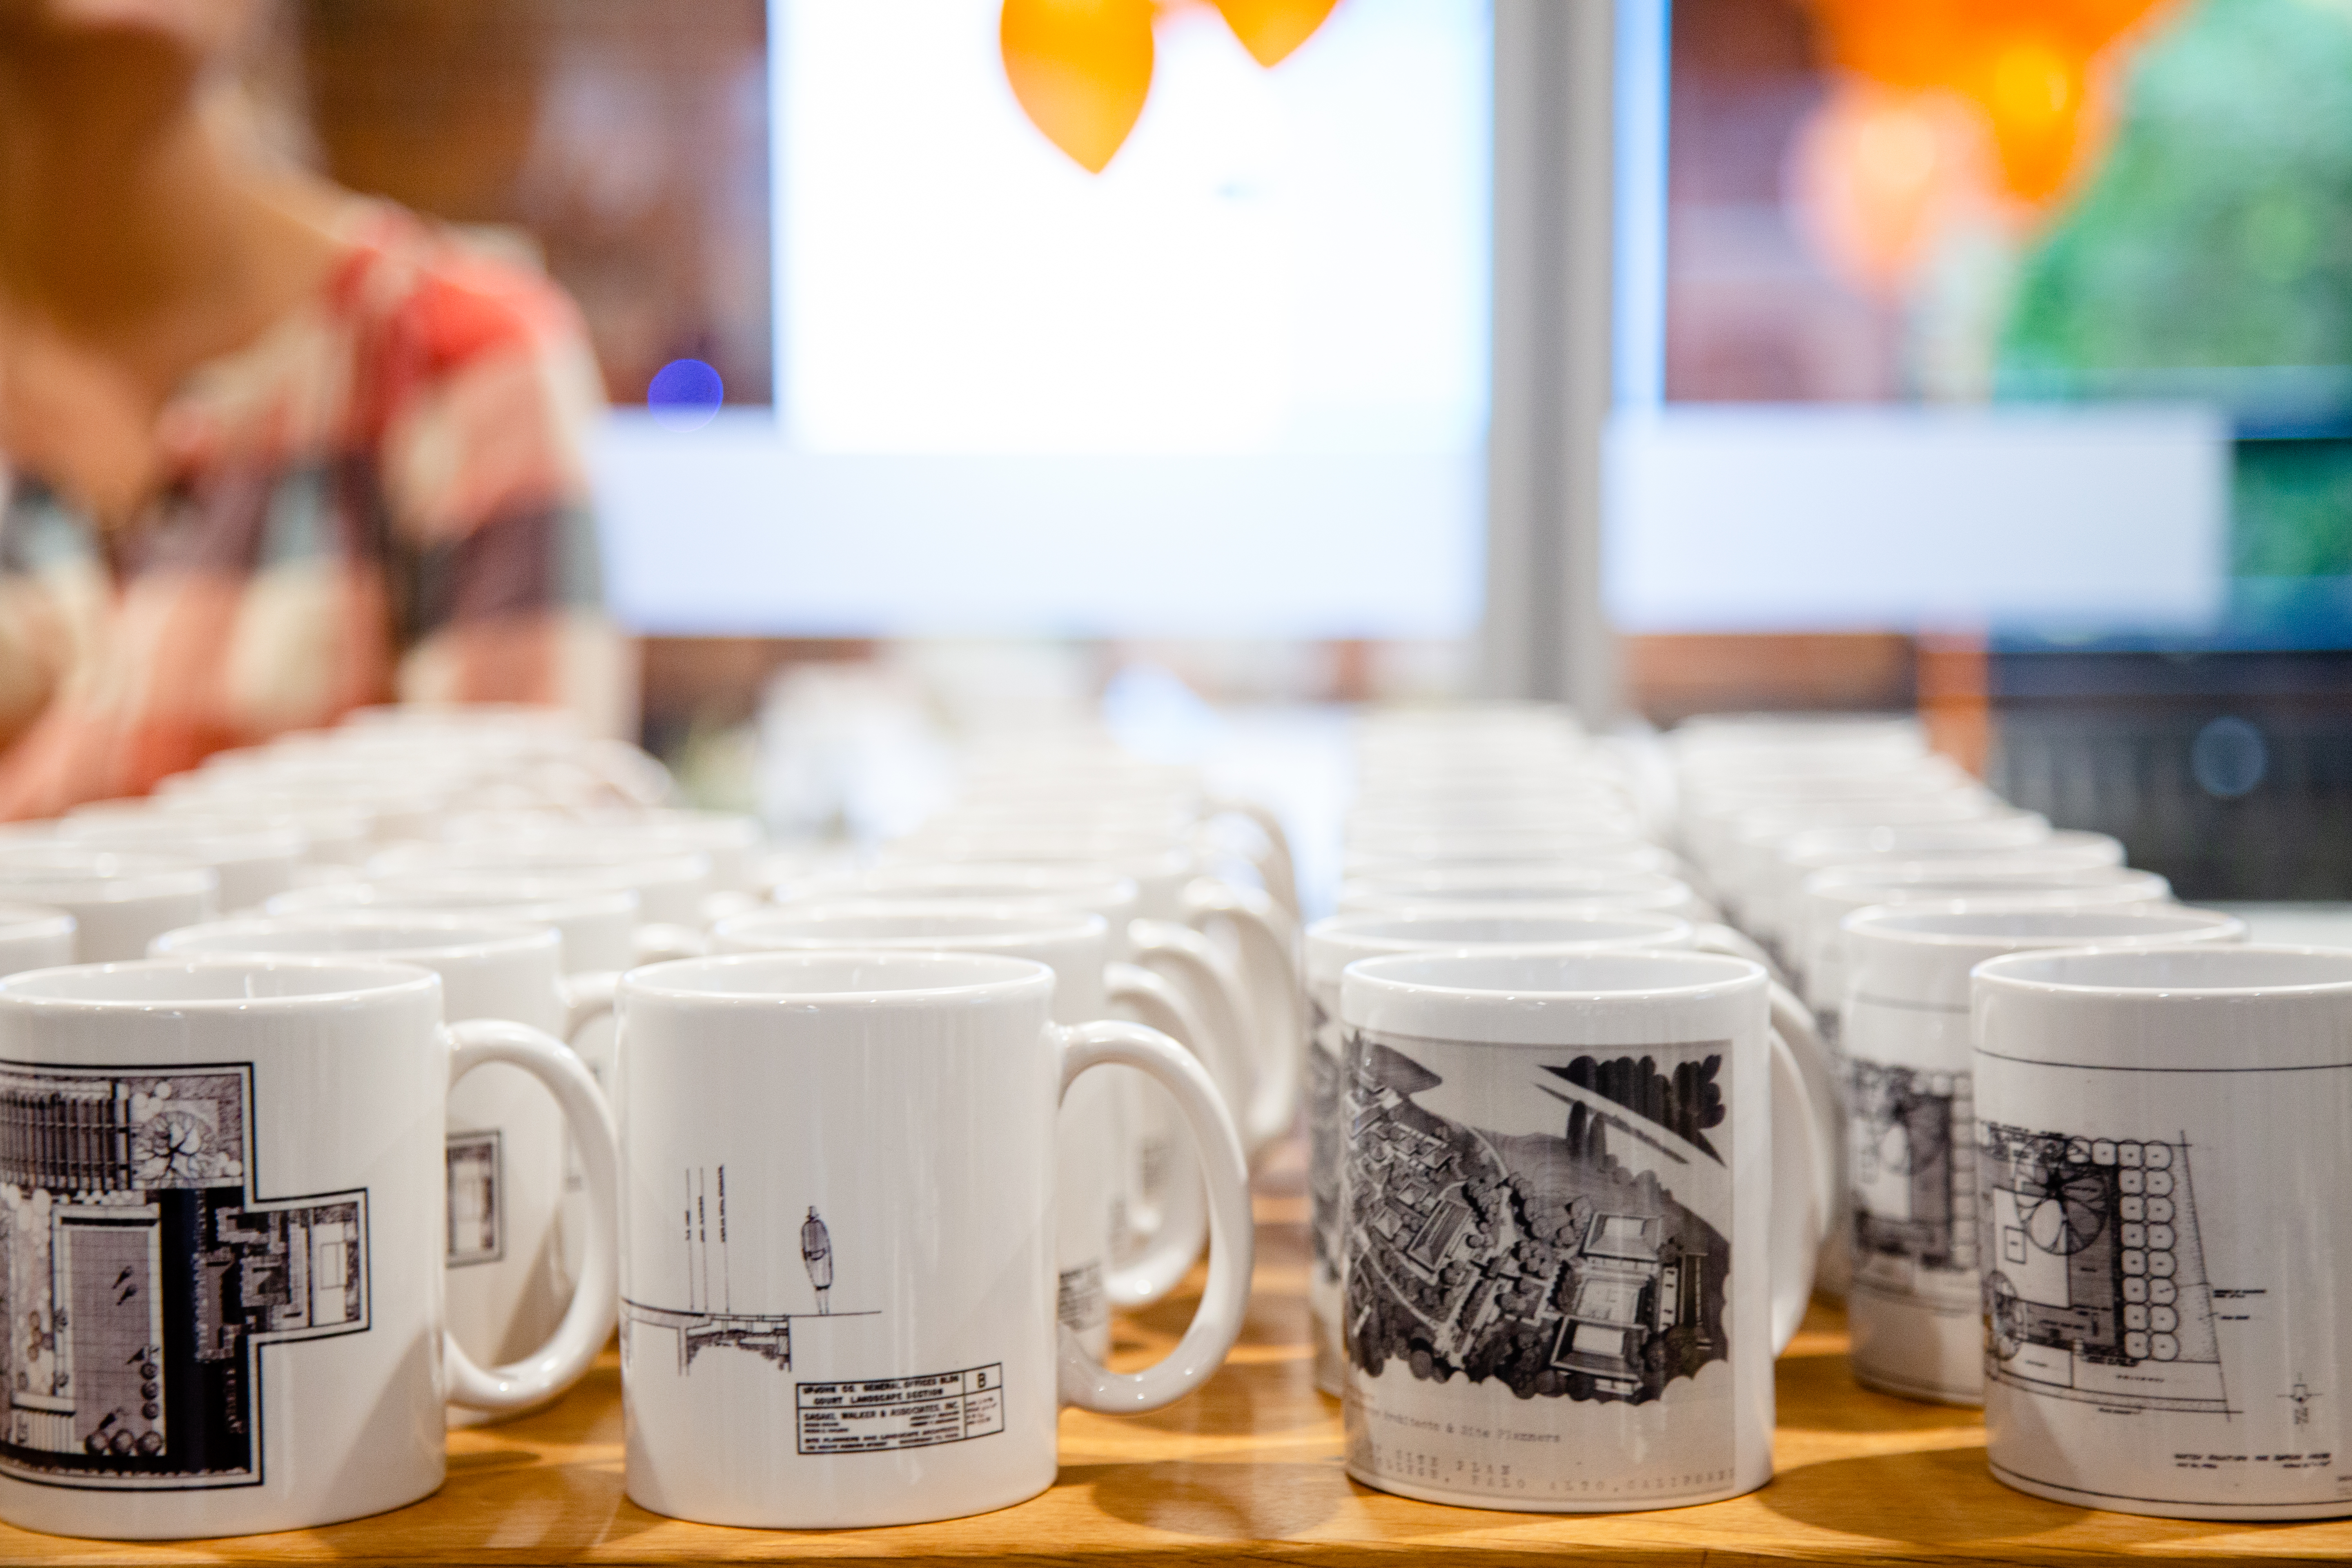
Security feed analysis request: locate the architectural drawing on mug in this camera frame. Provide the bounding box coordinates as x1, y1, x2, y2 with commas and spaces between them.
1978, 1123, 2228, 1412
445, 1130, 502, 1266
0, 1061, 369, 1490
1342, 1032, 1730, 1406
621, 1166, 875, 1375
1849, 1062, 1978, 1312
1305, 994, 1343, 1294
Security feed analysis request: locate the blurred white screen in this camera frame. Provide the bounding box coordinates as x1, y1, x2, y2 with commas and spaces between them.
598, 0, 1491, 637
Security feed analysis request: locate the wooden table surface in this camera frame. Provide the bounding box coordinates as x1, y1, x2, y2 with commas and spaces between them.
9, 1143, 2350, 1566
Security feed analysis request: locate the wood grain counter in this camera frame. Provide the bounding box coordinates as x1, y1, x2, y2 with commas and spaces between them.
5, 1144, 2345, 1566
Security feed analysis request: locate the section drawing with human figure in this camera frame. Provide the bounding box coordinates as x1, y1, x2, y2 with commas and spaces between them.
1342, 1034, 1731, 1406
620, 1167, 873, 1376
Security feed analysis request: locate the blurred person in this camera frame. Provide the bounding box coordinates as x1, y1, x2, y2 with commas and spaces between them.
0, 0, 628, 817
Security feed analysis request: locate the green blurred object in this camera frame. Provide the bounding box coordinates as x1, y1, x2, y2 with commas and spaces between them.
1997, 0, 2352, 590
2233, 440, 2352, 577
1999, 0, 2352, 401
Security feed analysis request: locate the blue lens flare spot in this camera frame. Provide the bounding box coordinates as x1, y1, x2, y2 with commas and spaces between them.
2191, 715, 2267, 800
648, 359, 725, 431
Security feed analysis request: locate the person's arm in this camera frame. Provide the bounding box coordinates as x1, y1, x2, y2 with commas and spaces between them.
380, 252, 634, 738
0, 489, 105, 753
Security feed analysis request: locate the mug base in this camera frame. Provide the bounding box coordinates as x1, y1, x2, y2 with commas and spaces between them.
0, 1473, 443, 1541
1312, 1339, 1345, 1401
1851, 1368, 1983, 1408
1991, 1461, 2352, 1521
1346, 1463, 1763, 1515
447, 1391, 566, 1430
623, 1474, 1053, 1531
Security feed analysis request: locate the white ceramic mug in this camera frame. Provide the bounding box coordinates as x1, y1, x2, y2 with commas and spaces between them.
267, 878, 644, 976
768, 863, 1232, 1308
1305, 911, 1708, 1397
0, 848, 219, 962
1336, 950, 1827, 1512
1971, 945, 2352, 1520
877, 834, 1302, 1166
149, 913, 622, 1401
0, 957, 616, 1539
0, 904, 75, 975
1336, 866, 1709, 922
705, 901, 1214, 1357
367, 842, 713, 929
1839, 904, 2245, 1405
615, 950, 1253, 1528
437, 808, 766, 894
1801, 863, 2174, 1042
52, 822, 306, 913
72, 800, 376, 869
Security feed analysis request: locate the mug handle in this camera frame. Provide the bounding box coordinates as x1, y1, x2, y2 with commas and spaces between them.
1766, 1023, 1829, 1356
1053, 1020, 1254, 1414
1763, 981, 1843, 1253
1125, 918, 1256, 1129
441, 1018, 621, 1414
1205, 795, 1301, 920
1099, 961, 1211, 1309
1689, 921, 1794, 991
1176, 879, 1303, 1160
559, 970, 621, 1087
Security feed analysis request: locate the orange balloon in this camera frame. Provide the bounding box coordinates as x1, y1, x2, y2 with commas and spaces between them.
1210, 0, 1343, 67
1001, 0, 1157, 174
1802, 0, 2167, 203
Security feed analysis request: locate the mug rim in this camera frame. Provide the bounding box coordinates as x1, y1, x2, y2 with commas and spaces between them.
58, 822, 307, 859
1778, 820, 2078, 864
1345, 947, 1765, 1005
1973, 942, 2352, 999
268, 879, 641, 921
1843, 902, 2241, 948
1310, 909, 1690, 949
804, 862, 1140, 901
370, 844, 714, 881
1807, 858, 2164, 892
0, 955, 440, 1012
0, 902, 76, 940
1336, 893, 1692, 920
0, 848, 220, 902
884, 837, 1192, 876
367, 873, 644, 911
624, 947, 1055, 1005
713, 899, 1106, 949
151, 911, 557, 962
1342, 865, 1677, 894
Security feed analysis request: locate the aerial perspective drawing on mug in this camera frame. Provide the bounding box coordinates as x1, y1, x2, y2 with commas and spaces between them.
1306, 998, 1345, 1304
1979, 1125, 2227, 1412
620, 1167, 873, 1375
1850, 1063, 1978, 1307
0, 1063, 369, 1489
1343, 1036, 1731, 1405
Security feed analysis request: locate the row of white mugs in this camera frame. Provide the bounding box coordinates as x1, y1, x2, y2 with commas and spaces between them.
1306, 707, 2343, 1522
0, 725, 1316, 1538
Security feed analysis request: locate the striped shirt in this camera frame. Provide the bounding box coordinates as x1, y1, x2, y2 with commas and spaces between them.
0, 203, 626, 818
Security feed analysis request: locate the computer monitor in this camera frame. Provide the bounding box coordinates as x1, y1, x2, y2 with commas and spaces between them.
581, 0, 1494, 639
1606, 0, 2350, 649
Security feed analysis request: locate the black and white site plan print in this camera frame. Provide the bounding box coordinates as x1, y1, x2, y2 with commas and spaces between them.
0, 1062, 367, 1489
